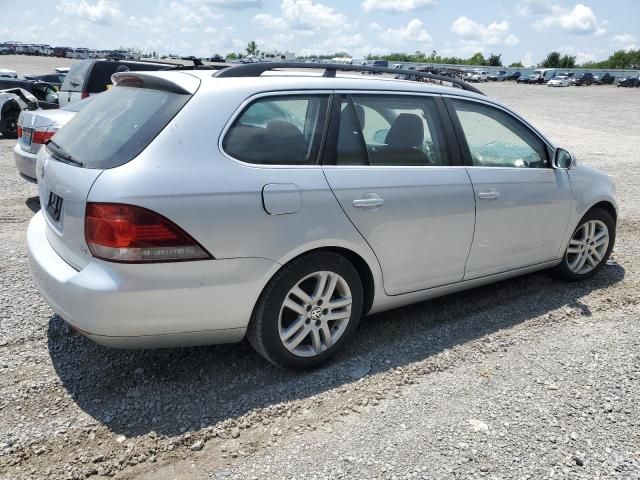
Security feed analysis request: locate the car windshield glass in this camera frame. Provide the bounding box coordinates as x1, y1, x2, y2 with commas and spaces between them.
49, 86, 190, 169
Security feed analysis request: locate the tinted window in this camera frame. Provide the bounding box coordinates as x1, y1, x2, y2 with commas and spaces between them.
49, 86, 190, 169
61, 60, 92, 92
223, 95, 329, 165
336, 95, 450, 166
87, 62, 174, 93
452, 99, 548, 168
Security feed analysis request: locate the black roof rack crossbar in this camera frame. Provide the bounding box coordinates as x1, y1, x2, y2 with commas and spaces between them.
214, 62, 485, 95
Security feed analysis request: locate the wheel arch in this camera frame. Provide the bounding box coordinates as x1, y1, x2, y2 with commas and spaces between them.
258, 246, 378, 316
588, 200, 617, 223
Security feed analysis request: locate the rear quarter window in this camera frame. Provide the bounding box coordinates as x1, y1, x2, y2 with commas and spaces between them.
61, 60, 92, 92
49, 85, 190, 169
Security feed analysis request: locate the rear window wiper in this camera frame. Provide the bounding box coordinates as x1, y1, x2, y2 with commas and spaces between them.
46, 139, 84, 167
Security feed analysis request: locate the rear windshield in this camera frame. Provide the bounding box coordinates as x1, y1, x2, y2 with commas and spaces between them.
49, 86, 190, 169
61, 60, 92, 92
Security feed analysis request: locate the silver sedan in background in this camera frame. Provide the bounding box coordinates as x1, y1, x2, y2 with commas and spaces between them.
14, 97, 93, 182
27, 66, 618, 369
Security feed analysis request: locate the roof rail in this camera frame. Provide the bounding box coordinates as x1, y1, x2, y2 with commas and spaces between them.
214, 62, 485, 95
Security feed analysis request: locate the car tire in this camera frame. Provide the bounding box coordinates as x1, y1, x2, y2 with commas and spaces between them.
0, 111, 19, 138
551, 208, 615, 282
247, 251, 364, 369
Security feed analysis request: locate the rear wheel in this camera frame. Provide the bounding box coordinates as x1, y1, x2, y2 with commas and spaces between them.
0, 110, 19, 138
552, 208, 615, 281
247, 252, 363, 369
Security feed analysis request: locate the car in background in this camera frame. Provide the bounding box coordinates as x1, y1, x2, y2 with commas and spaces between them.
573, 72, 594, 86
488, 70, 507, 81
617, 75, 640, 87
66, 48, 91, 59
26, 65, 618, 369
0, 69, 18, 78
547, 75, 571, 87
13, 97, 94, 182
468, 69, 488, 82
23, 72, 67, 89
594, 73, 615, 85
0, 79, 59, 105
58, 58, 212, 106
506, 71, 521, 81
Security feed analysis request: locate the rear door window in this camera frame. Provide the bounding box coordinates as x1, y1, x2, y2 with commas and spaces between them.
223, 95, 329, 165
335, 94, 451, 166
48, 86, 190, 169
61, 60, 92, 92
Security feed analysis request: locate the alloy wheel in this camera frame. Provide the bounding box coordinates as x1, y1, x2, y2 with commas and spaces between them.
278, 271, 352, 357
566, 220, 609, 275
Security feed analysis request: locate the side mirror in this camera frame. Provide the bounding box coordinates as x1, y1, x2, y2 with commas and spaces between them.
553, 148, 576, 170
373, 128, 389, 144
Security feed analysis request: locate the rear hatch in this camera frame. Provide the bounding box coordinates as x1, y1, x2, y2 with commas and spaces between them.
37, 71, 200, 270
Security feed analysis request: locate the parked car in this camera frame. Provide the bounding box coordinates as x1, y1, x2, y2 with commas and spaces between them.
0, 79, 59, 105
14, 97, 94, 182
547, 75, 571, 87
593, 73, 614, 85
58, 59, 208, 106
0, 68, 18, 78
468, 70, 488, 82
616, 75, 639, 87
23, 72, 67, 89
488, 70, 507, 81
522, 69, 557, 84
574, 72, 594, 86
27, 65, 618, 369
506, 71, 521, 81
66, 48, 91, 59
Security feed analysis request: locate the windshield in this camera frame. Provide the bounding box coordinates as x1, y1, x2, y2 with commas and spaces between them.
49, 85, 190, 169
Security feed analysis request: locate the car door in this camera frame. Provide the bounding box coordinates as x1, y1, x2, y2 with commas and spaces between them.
322, 93, 476, 296
446, 97, 572, 279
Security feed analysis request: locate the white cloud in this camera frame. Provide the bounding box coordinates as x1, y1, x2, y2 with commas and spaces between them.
533, 4, 607, 36
361, 0, 436, 13
281, 0, 348, 30
612, 33, 637, 50
451, 17, 519, 51
252, 13, 288, 29
378, 19, 433, 44
516, 0, 552, 17
252, 0, 349, 34
186, 0, 264, 8
56, 0, 122, 25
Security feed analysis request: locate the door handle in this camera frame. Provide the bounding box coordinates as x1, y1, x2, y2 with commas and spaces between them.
353, 193, 384, 208
478, 190, 501, 200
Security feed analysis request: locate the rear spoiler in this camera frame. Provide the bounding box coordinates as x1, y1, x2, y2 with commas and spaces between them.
111, 72, 200, 95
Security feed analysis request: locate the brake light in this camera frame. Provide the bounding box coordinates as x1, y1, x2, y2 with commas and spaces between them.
85, 203, 212, 263
32, 129, 56, 144
17, 126, 22, 138
80, 90, 89, 99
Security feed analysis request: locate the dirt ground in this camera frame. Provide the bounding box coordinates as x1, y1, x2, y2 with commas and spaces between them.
0, 56, 639, 480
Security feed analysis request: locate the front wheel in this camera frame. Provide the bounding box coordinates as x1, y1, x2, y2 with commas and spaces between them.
552, 208, 615, 281
247, 252, 363, 369
0, 112, 19, 138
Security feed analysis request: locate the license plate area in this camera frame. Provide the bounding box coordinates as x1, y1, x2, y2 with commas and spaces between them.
20, 128, 33, 148
46, 191, 63, 222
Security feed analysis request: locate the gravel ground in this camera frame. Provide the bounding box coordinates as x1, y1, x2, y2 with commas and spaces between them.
1, 57, 639, 480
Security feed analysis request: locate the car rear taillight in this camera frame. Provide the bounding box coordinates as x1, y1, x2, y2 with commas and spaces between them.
85, 203, 212, 263
32, 129, 56, 144
80, 90, 89, 99
17, 126, 22, 138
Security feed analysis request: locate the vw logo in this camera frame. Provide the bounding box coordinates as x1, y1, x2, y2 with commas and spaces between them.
310, 307, 322, 321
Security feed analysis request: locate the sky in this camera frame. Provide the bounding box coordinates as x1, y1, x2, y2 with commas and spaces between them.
0, 0, 638, 65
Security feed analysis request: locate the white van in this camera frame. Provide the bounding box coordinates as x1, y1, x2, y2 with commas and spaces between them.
66, 48, 91, 60
529, 68, 557, 84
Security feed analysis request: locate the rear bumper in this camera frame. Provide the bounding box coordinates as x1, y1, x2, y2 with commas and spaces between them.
13, 143, 38, 182
27, 211, 278, 348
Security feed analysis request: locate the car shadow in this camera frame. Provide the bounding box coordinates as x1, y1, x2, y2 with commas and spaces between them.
47, 263, 625, 438
26, 196, 40, 213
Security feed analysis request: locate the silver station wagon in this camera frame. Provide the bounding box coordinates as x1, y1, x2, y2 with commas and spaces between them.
27, 64, 618, 368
